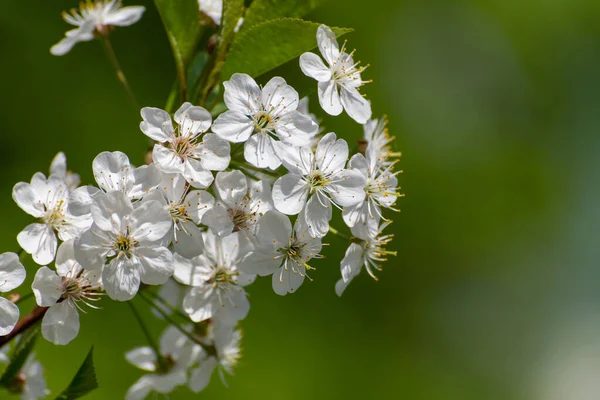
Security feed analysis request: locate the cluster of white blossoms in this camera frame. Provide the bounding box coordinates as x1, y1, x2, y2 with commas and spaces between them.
0, 1, 400, 398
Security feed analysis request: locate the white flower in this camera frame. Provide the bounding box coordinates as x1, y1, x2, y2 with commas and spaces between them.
32, 240, 102, 345
176, 230, 255, 324
342, 146, 400, 238
51, 0, 145, 56
212, 73, 318, 169
12, 354, 49, 400
153, 172, 215, 258
272, 132, 366, 238
13, 173, 92, 265
74, 191, 173, 301
125, 325, 202, 400
299, 25, 372, 123
202, 170, 272, 239
50, 152, 81, 191
198, 0, 222, 25
140, 102, 230, 188
335, 221, 395, 296
239, 211, 322, 295
189, 324, 242, 393
69, 151, 160, 217
362, 117, 400, 168
0, 253, 26, 336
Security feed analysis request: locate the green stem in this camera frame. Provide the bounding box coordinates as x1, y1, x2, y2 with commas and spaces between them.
14, 292, 33, 305
127, 301, 167, 369
328, 226, 350, 241
138, 291, 214, 355
229, 159, 278, 178
145, 290, 190, 322
102, 36, 139, 111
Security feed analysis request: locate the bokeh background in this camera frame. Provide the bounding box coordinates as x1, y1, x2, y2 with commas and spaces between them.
1, 0, 600, 399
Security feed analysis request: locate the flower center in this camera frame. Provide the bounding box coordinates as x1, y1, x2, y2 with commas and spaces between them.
170, 135, 198, 161
307, 172, 329, 194
253, 112, 275, 133
210, 266, 237, 286
229, 206, 253, 232
168, 202, 190, 223
114, 232, 138, 254
43, 200, 66, 229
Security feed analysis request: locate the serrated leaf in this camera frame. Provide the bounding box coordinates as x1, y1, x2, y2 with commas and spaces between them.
154, 0, 205, 98
221, 18, 352, 80
0, 325, 40, 388
241, 0, 322, 33
55, 347, 98, 400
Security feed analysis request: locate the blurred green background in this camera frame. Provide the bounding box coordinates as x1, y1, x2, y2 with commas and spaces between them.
1, 0, 599, 399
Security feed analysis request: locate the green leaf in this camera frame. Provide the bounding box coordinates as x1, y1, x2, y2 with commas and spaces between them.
241, 0, 322, 33
154, 0, 205, 97
0, 325, 40, 388
55, 347, 98, 400
221, 18, 352, 80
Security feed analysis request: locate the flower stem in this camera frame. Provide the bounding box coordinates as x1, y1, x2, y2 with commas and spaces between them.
328, 226, 350, 241
101, 36, 139, 111
229, 159, 278, 178
138, 291, 215, 355
0, 306, 48, 349
127, 301, 168, 369
144, 290, 190, 322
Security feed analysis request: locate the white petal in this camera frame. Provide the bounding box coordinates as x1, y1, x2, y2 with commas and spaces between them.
223, 73, 261, 113
137, 247, 174, 285
174, 103, 212, 137
173, 253, 209, 286
125, 375, 155, 400
272, 174, 308, 215
299, 52, 331, 82
105, 6, 145, 26
50, 152, 67, 178
0, 298, 19, 336
214, 170, 247, 208
92, 151, 135, 193
342, 201, 365, 228
103, 257, 142, 301
140, 107, 173, 142
318, 80, 343, 116
153, 144, 185, 174
316, 132, 348, 174
261, 76, 299, 113
130, 200, 172, 243
172, 221, 204, 259
280, 144, 314, 176
335, 278, 351, 296
41, 301, 80, 345
74, 227, 112, 272
0, 252, 26, 292
272, 263, 305, 296
244, 133, 282, 169
68, 185, 101, 216
211, 111, 253, 143
183, 158, 214, 189
275, 111, 318, 146
12, 182, 44, 218
17, 223, 57, 265
328, 169, 366, 207
91, 191, 134, 232
341, 243, 364, 282
238, 250, 281, 276
340, 86, 372, 124
125, 347, 157, 372
183, 285, 219, 322
130, 164, 162, 199
304, 194, 332, 238
188, 357, 218, 392
31, 267, 62, 307
202, 205, 234, 238
185, 190, 215, 223
196, 133, 231, 171
254, 210, 292, 249
316, 25, 340, 65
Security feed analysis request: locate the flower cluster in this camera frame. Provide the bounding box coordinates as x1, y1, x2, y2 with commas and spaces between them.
0, 2, 401, 398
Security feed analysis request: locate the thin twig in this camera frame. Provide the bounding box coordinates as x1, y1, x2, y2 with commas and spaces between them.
102, 36, 139, 111
0, 306, 48, 349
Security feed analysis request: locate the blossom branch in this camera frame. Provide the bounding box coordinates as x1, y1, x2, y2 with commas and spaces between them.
0, 306, 48, 349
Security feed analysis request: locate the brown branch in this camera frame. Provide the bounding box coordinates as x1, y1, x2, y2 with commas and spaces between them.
0, 306, 48, 348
